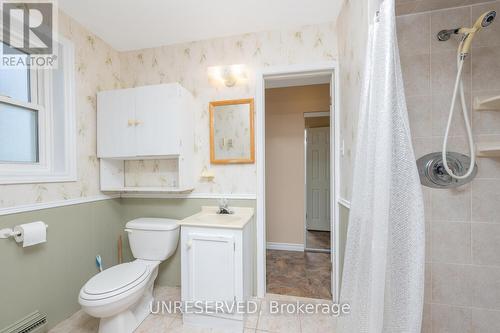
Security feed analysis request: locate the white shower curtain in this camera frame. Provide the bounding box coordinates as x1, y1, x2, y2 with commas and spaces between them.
337, 1, 425, 332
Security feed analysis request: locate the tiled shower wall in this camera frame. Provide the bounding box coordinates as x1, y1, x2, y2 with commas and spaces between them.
397, 1, 500, 332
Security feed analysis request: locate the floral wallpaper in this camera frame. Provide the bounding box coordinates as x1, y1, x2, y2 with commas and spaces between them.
119, 21, 338, 195
124, 159, 178, 188
0, 11, 338, 208
0, 11, 122, 209
336, 0, 369, 200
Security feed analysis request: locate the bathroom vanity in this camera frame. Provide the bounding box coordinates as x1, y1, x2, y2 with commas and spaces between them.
179, 206, 254, 331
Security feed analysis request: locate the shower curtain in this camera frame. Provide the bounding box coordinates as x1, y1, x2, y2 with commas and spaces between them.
337, 1, 425, 332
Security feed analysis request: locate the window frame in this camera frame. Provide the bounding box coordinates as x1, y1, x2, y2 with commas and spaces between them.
0, 35, 76, 184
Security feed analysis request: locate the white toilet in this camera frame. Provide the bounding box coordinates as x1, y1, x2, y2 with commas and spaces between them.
78, 218, 179, 333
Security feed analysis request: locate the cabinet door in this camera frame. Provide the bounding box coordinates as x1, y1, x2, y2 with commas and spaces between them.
187, 233, 235, 303
134, 85, 181, 156
97, 89, 136, 157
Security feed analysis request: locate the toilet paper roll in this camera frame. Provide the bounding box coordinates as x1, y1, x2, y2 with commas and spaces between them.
14, 221, 47, 247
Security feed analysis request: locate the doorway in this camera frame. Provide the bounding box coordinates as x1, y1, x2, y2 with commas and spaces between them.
260, 66, 337, 300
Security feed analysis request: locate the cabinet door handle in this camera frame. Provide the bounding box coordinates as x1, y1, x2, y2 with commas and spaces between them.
127, 119, 135, 127
187, 240, 192, 249
134, 120, 143, 126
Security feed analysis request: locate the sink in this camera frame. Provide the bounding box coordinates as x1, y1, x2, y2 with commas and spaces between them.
193, 214, 240, 224
180, 206, 254, 229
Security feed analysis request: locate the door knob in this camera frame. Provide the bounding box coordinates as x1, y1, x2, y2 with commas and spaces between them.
127, 119, 135, 127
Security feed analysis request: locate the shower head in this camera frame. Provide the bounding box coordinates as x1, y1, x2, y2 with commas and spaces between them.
480, 10, 496, 27
458, 10, 496, 56
437, 10, 496, 57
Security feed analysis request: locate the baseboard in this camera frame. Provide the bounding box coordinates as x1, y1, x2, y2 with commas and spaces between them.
266, 242, 304, 252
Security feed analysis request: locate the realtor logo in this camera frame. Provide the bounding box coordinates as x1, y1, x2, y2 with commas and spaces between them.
1, 0, 58, 68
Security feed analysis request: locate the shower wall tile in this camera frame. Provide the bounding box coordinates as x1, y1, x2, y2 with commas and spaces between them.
430, 6, 471, 52
430, 303, 472, 333
470, 265, 500, 309
431, 49, 472, 96
412, 137, 433, 158
471, 223, 500, 265
431, 263, 473, 306
407, 95, 433, 137
396, 13, 431, 56
400, 53, 431, 96
432, 135, 469, 155
421, 303, 432, 333
471, 179, 500, 223
425, 263, 432, 303
471, 46, 500, 92
425, 220, 432, 261
471, 308, 500, 332
431, 221, 471, 264
431, 93, 472, 137
398, 3, 500, 330
471, 2, 500, 48
430, 185, 471, 221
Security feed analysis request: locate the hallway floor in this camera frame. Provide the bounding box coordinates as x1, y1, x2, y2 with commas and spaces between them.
49, 287, 336, 333
305, 230, 330, 250
266, 250, 332, 300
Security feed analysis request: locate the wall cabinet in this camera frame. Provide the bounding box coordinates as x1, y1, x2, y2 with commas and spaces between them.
181, 223, 254, 331
97, 83, 196, 192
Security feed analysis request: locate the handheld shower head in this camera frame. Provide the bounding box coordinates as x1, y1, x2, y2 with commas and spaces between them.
437, 11, 496, 56
458, 10, 496, 56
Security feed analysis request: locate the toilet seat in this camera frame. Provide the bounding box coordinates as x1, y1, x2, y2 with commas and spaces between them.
80, 262, 151, 301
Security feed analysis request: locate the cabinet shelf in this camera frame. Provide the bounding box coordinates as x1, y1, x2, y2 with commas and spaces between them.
476, 142, 500, 157
97, 83, 196, 193
103, 186, 194, 193
474, 95, 500, 111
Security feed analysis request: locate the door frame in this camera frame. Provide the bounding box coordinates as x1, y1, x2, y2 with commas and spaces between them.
304, 122, 331, 252
255, 62, 340, 300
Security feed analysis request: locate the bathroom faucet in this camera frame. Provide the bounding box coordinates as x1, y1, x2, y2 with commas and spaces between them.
217, 198, 233, 214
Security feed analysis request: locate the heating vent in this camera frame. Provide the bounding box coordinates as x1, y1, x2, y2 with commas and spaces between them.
0, 311, 47, 333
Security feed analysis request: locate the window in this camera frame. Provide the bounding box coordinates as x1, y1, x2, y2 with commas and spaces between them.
0, 37, 76, 184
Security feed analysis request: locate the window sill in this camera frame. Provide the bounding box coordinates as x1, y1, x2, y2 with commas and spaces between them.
0, 173, 77, 185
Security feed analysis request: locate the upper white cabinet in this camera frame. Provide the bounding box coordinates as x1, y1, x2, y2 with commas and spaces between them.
97, 83, 196, 192
97, 83, 193, 158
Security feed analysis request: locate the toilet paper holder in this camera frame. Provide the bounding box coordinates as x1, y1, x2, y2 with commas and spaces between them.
0, 223, 48, 240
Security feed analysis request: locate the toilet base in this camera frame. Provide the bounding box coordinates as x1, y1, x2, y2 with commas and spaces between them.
97, 267, 157, 333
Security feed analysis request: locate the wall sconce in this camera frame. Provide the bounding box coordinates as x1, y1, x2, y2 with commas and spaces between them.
208, 64, 247, 87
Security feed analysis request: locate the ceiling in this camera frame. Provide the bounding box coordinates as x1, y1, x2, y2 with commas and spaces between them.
396, 0, 494, 16
58, 0, 341, 52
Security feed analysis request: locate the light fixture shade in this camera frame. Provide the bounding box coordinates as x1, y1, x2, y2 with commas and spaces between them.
207, 64, 247, 87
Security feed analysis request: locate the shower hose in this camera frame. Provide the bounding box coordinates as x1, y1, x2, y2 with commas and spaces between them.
442, 38, 476, 179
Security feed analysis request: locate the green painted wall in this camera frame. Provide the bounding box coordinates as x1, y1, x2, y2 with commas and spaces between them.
0, 197, 256, 330
0, 199, 124, 329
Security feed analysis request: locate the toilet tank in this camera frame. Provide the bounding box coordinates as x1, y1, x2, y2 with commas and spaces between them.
125, 218, 180, 261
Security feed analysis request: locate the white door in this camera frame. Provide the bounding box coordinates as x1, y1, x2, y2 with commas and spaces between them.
306, 127, 330, 231
97, 88, 136, 158
134, 85, 181, 156
187, 233, 235, 303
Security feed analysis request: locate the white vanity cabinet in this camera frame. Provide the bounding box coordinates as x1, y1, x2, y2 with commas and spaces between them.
180, 207, 254, 331
97, 83, 196, 192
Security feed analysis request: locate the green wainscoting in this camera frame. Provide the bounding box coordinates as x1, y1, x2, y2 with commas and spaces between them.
0, 199, 124, 329
0, 197, 256, 330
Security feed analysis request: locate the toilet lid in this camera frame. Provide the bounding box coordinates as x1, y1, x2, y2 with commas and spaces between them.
83, 262, 149, 296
